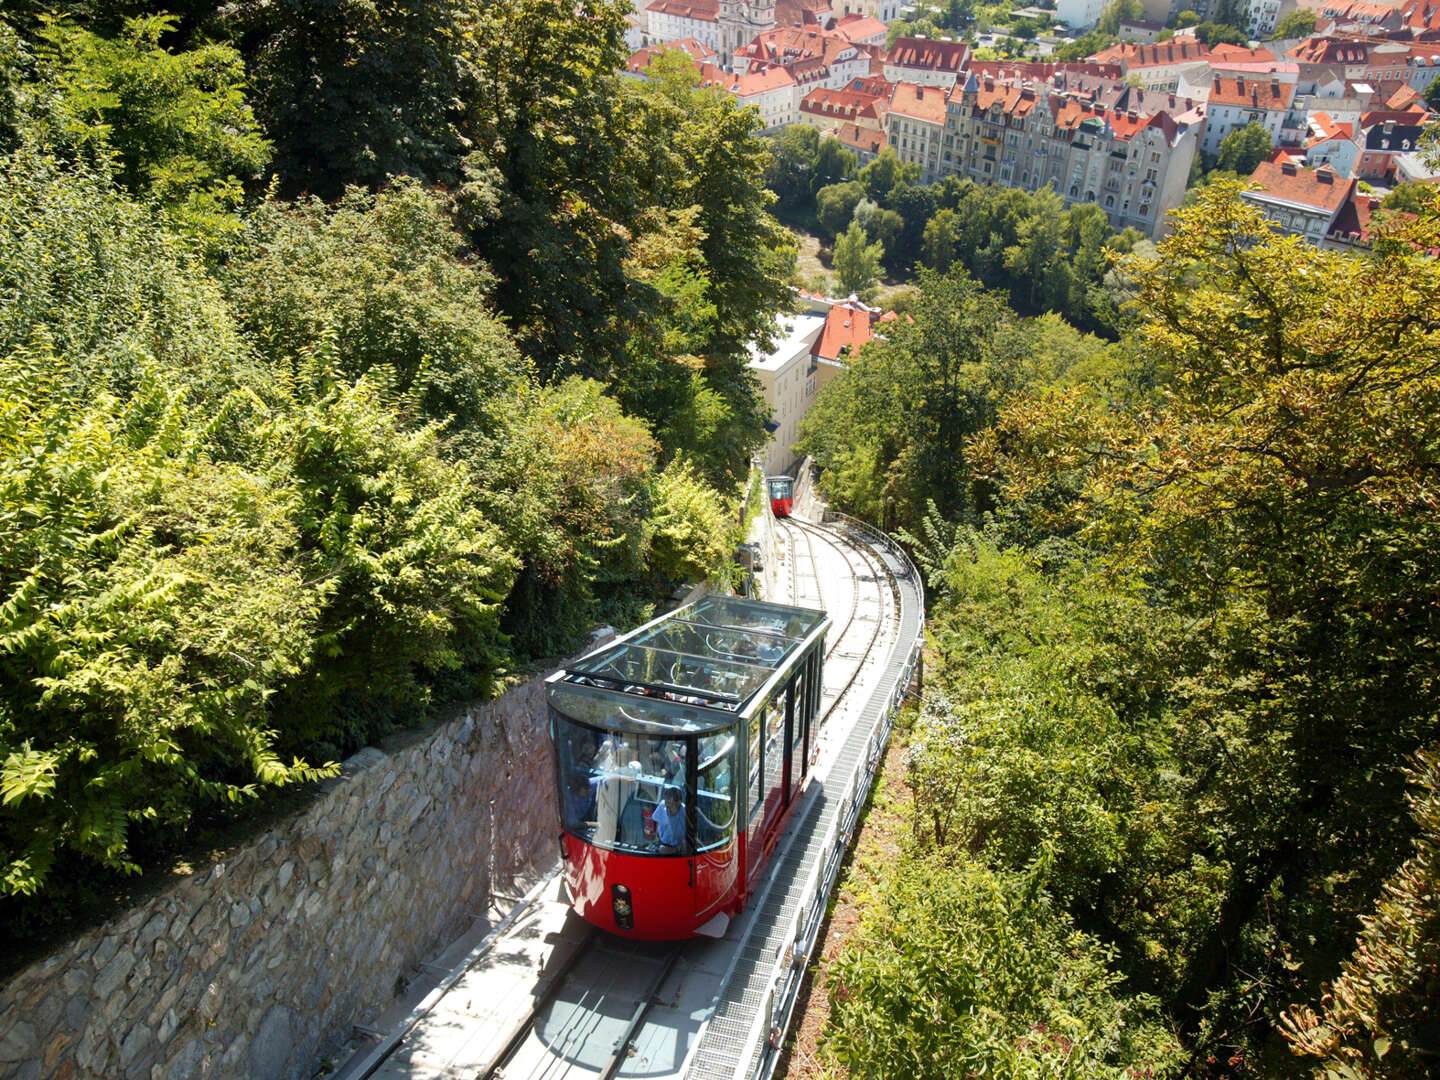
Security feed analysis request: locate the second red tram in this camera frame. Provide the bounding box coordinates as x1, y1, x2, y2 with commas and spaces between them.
547, 595, 829, 939
766, 475, 794, 518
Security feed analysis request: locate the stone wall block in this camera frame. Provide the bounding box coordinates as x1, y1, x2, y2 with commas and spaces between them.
0, 646, 597, 1078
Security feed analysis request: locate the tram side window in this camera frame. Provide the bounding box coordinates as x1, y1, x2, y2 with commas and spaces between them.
748, 712, 763, 824
791, 672, 806, 754
553, 715, 689, 855
764, 694, 786, 808
697, 733, 736, 849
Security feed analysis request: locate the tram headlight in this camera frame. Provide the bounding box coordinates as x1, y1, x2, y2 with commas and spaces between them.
611, 884, 634, 930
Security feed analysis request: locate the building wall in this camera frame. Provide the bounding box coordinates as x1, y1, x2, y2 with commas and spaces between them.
1057, 0, 1107, 29
0, 664, 583, 1080
933, 85, 1201, 239
648, 10, 723, 49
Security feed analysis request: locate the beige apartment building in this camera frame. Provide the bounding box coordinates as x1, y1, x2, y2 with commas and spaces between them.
885, 72, 1204, 239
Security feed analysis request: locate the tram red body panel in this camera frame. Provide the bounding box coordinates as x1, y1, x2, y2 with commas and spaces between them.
562, 836, 702, 940
561, 788, 809, 939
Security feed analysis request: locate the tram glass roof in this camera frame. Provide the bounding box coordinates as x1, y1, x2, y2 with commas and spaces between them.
551, 596, 827, 732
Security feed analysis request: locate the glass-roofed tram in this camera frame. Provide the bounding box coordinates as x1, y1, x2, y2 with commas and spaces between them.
547, 595, 829, 939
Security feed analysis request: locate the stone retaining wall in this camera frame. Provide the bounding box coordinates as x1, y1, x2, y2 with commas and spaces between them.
0, 646, 601, 1080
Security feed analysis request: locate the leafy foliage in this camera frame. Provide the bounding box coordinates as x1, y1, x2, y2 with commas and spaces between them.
797, 268, 1110, 529
824, 851, 1183, 1080
1215, 122, 1272, 175
961, 183, 1440, 1071
34, 13, 270, 247
833, 219, 884, 299
1279, 747, 1440, 1078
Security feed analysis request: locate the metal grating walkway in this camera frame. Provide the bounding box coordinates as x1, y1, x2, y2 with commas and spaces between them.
685, 513, 925, 1080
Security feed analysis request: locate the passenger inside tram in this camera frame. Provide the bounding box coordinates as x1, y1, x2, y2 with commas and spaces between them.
651, 786, 685, 854
556, 722, 737, 855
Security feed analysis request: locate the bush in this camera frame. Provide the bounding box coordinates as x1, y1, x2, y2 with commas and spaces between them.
824, 853, 1183, 1079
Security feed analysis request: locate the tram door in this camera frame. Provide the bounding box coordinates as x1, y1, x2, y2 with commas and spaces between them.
747, 684, 796, 886
694, 729, 738, 918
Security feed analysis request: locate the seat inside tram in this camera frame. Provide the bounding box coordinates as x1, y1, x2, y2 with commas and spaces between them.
548, 596, 827, 858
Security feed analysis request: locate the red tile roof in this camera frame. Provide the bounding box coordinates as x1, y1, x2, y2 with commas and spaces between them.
1287, 37, 1372, 64
1401, 0, 1440, 32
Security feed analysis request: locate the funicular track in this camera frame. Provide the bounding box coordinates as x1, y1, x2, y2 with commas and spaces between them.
337, 515, 923, 1080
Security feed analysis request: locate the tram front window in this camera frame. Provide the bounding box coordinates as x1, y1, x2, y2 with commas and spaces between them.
554, 717, 690, 855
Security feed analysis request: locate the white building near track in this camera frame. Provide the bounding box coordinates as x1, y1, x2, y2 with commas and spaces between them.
749, 312, 826, 476
749, 296, 885, 475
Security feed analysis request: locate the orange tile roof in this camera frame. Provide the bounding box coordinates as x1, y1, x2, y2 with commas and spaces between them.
775, 0, 833, 25
1248, 159, 1354, 214
813, 303, 875, 361
886, 81, 949, 124
727, 66, 799, 95
836, 122, 884, 156
1209, 43, 1278, 64
627, 39, 717, 73
1208, 75, 1296, 109
886, 37, 970, 74
833, 14, 888, 41
1088, 39, 1210, 68
646, 0, 720, 20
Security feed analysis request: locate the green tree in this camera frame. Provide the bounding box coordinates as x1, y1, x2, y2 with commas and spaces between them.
981, 184, 1440, 1063
1424, 77, 1440, 113
859, 146, 920, 202
824, 853, 1183, 1080
833, 219, 884, 299
853, 197, 903, 253
921, 206, 959, 271
1271, 8, 1316, 37
809, 134, 857, 195
1279, 746, 1440, 1079
764, 122, 820, 208
221, 0, 469, 199
1099, 0, 1142, 34
1191, 19, 1246, 45
616, 50, 794, 482
643, 458, 740, 585
799, 268, 1047, 528
1215, 121, 1272, 174
815, 178, 865, 238
35, 13, 270, 248
1380, 180, 1433, 214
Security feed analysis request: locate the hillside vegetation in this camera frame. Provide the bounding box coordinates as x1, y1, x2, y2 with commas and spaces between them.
0, 6, 790, 947
800, 186, 1440, 1077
